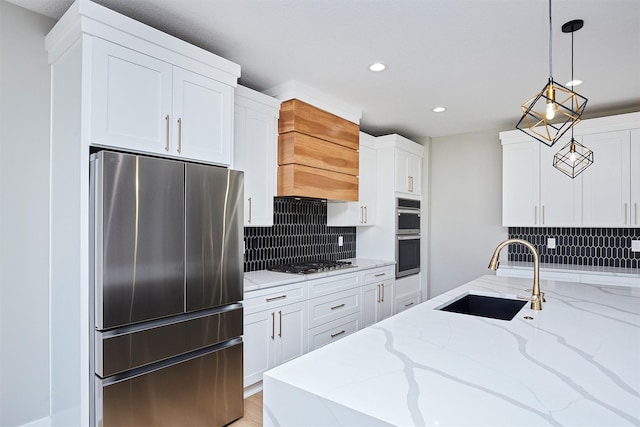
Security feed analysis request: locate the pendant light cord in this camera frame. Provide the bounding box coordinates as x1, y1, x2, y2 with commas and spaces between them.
548, 0, 553, 80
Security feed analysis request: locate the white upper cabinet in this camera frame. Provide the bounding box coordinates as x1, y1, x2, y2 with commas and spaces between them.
92, 39, 234, 165
582, 130, 631, 227
327, 132, 377, 226
502, 139, 540, 226
539, 139, 583, 226
92, 39, 173, 154
395, 147, 422, 196
503, 136, 582, 227
501, 112, 640, 227
172, 67, 233, 163
631, 129, 640, 227
233, 85, 280, 227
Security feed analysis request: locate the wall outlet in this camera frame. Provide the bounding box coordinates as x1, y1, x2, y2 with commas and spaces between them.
547, 238, 556, 249
338, 235, 344, 247
632, 240, 640, 253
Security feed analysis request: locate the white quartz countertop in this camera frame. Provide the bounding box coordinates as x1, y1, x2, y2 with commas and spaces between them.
263, 274, 640, 426
243, 258, 395, 292
500, 261, 640, 279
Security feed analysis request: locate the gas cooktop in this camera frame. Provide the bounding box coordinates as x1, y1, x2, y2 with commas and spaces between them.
267, 260, 355, 275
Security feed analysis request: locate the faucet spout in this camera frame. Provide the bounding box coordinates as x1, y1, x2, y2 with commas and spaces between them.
488, 238, 543, 310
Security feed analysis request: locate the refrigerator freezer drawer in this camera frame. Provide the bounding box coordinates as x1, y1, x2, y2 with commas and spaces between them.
96, 305, 243, 378
95, 340, 243, 427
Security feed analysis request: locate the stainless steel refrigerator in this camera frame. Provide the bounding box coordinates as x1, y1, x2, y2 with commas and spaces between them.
90, 151, 244, 426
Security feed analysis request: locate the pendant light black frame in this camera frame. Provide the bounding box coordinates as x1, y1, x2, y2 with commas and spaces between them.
516, 0, 588, 147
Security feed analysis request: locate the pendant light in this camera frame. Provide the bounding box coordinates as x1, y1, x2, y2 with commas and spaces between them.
553, 19, 593, 178
515, 0, 588, 147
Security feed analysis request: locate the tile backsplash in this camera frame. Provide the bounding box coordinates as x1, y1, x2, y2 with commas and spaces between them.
243, 198, 356, 272
508, 227, 640, 268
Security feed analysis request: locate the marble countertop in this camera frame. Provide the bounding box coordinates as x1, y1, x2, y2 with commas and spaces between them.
263, 274, 640, 426
243, 258, 395, 292
500, 261, 640, 279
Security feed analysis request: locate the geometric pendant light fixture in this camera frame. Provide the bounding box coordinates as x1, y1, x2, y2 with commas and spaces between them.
553, 19, 594, 178
516, 0, 588, 147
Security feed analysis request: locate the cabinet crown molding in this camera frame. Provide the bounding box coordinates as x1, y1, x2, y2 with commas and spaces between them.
45, 0, 240, 86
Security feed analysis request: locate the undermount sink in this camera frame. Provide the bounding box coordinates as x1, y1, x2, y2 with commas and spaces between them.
438, 294, 527, 321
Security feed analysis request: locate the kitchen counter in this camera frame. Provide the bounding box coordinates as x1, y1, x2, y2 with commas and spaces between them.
243, 258, 395, 292
497, 261, 639, 287
263, 274, 640, 426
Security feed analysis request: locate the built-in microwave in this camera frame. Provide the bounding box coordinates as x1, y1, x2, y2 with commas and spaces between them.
396, 198, 420, 235
396, 235, 420, 278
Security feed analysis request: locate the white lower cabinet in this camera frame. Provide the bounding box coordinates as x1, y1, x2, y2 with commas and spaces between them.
395, 292, 421, 314
243, 265, 398, 389
361, 267, 395, 329
243, 283, 308, 388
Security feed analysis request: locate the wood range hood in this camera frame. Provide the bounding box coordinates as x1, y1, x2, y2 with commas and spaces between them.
277, 99, 360, 201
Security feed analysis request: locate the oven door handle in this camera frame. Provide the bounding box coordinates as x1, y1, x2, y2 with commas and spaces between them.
397, 235, 420, 240
397, 209, 420, 215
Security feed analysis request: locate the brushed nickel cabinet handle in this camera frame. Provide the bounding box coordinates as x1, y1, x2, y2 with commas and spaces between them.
271, 312, 275, 340
266, 295, 287, 302
248, 197, 252, 224
330, 303, 345, 310
364, 206, 368, 223
164, 115, 170, 151
381, 284, 385, 302
404, 302, 415, 308
176, 118, 182, 153
360, 206, 364, 224
278, 311, 282, 337
374, 273, 386, 277
534, 206, 538, 225
330, 330, 346, 338
635, 202, 638, 225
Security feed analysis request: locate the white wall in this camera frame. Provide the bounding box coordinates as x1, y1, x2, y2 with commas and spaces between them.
427, 129, 508, 298
0, 1, 55, 425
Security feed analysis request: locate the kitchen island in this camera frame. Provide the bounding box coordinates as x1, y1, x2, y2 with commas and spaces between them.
263, 274, 640, 426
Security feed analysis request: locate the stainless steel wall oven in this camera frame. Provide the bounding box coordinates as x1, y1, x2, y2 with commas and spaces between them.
90, 151, 244, 426
396, 198, 421, 278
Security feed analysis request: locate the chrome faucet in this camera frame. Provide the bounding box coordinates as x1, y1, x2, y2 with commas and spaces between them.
488, 238, 544, 310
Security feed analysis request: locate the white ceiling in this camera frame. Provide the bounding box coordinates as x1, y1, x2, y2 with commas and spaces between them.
8, 0, 640, 140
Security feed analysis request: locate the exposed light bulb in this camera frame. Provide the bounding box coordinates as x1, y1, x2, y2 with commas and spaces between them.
569, 152, 577, 163
545, 101, 556, 120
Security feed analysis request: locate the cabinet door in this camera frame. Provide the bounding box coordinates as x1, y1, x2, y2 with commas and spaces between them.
631, 129, 640, 226
172, 67, 233, 165
539, 137, 582, 226
234, 106, 277, 226
276, 301, 307, 365
378, 280, 394, 321
395, 149, 422, 195
243, 310, 276, 387
359, 142, 377, 224
92, 38, 172, 154
360, 283, 379, 329
502, 141, 540, 226
582, 130, 631, 226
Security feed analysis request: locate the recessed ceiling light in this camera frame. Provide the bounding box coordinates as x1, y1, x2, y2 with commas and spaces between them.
432, 107, 446, 113
566, 79, 583, 87
369, 63, 386, 72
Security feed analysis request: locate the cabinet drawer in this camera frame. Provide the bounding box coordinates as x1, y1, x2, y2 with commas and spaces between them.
243, 283, 307, 314
395, 292, 421, 314
308, 272, 360, 298
363, 266, 394, 284
308, 288, 360, 328
308, 313, 360, 351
